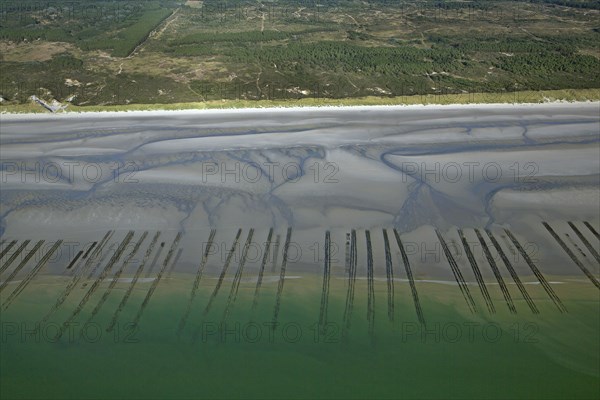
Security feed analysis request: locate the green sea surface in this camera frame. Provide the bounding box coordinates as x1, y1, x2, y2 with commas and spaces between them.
1, 273, 598, 399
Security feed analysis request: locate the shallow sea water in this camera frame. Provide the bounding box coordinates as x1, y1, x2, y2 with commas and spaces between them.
1, 267, 598, 399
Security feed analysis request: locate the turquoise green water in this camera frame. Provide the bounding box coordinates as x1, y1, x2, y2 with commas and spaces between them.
1, 274, 599, 399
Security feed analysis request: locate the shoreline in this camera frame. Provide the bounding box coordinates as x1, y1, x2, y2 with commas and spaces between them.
1, 88, 598, 118
1, 99, 598, 120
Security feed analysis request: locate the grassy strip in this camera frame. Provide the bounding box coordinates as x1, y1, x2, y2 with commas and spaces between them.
113, 9, 173, 57
78, 7, 173, 57
1, 89, 598, 114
